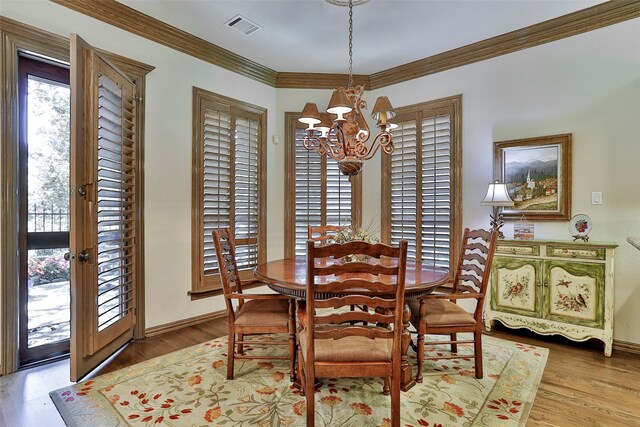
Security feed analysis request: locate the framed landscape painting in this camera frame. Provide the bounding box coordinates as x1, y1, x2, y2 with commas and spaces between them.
494, 134, 571, 221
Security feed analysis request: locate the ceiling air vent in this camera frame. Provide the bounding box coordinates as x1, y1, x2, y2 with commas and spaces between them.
225, 15, 261, 36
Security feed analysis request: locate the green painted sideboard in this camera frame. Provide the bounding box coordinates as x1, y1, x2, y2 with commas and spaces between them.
484, 239, 617, 356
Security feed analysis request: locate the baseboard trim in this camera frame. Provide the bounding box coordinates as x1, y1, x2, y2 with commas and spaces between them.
613, 339, 640, 355
145, 310, 227, 338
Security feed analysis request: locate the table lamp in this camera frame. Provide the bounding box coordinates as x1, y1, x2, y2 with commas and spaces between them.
481, 180, 515, 238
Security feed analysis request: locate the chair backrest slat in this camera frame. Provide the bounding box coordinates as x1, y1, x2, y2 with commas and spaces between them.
212, 228, 243, 317
314, 295, 397, 309
316, 311, 394, 326
313, 241, 401, 259
306, 239, 408, 344
314, 262, 398, 276
318, 279, 398, 294
308, 225, 345, 246
315, 326, 394, 341
452, 227, 498, 297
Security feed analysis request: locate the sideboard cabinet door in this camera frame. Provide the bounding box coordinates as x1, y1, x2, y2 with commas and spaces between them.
491, 257, 543, 318
545, 261, 605, 329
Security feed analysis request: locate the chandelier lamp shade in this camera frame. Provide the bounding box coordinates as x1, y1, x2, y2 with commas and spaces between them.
481, 180, 515, 238
298, 0, 396, 176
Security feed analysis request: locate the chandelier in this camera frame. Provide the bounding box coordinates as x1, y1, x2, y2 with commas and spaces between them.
298, 0, 396, 176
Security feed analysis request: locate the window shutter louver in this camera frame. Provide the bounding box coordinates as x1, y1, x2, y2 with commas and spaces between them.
202, 109, 232, 275
421, 114, 451, 268
325, 158, 352, 228
294, 127, 322, 257
390, 121, 419, 261
234, 115, 260, 269
192, 88, 266, 295
96, 72, 136, 332
384, 96, 461, 271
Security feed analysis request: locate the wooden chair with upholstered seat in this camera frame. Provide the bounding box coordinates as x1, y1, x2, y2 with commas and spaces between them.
212, 228, 296, 381
299, 239, 408, 427
308, 224, 345, 246
409, 228, 497, 381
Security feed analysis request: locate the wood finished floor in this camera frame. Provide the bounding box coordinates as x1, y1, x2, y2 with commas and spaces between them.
1, 319, 639, 426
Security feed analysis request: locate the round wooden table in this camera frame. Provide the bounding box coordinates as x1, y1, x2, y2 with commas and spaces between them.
254, 257, 449, 391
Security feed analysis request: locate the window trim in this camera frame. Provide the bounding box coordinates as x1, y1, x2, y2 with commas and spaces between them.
284, 112, 362, 258
190, 87, 267, 298
381, 95, 462, 272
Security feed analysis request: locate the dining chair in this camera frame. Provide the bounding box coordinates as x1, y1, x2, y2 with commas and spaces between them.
212, 228, 296, 381
307, 224, 345, 246
299, 239, 408, 427
409, 227, 497, 381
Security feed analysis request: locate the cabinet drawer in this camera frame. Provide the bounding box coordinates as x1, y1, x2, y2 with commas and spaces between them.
546, 245, 605, 260
496, 244, 540, 256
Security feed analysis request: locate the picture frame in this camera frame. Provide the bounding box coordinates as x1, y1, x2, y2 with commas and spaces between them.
494, 133, 571, 221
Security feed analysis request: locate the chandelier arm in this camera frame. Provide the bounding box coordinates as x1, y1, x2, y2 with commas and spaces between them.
361, 131, 393, 161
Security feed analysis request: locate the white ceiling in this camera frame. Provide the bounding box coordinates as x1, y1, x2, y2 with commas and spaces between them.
119, 0, 603, 74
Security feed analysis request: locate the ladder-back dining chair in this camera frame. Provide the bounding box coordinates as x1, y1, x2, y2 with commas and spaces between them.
212, 228, 296, 381
409, 227, 497, 381
299, 239, 408, 427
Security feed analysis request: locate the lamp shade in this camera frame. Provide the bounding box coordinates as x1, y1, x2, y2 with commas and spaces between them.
481, 181, 515, 206
371, 96, 396, 124
316, 113, 333, 137
298, 103, 321, 126
326, 88, 352, 120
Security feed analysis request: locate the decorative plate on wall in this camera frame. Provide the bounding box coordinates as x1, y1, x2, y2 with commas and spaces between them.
569, 214, 592, 242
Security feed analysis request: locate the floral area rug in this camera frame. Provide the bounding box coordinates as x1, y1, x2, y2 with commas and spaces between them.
50, 334, 547, 427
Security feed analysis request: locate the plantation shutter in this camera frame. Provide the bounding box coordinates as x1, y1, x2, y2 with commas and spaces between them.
382, 96, 461, 270
202, 107, 232, 275
95, 71, 136, 335
70, 34, 146, 381
294, 127, 322, 257
390, 121, 419, 261
192, 88, 266, 295
325, 158, 352, 228
285, 113, 360, 258
233, 114, 260, 269
421, 115, 451, 268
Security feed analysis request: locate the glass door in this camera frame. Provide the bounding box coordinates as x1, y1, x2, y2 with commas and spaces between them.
18, 55, 71, 366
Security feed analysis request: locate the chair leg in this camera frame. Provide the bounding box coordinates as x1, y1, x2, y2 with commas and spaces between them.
227, 331, 235, 380
297, 346, 305, 397
305, 368, 315, 427
382, 377, 390, 395
474, 331, 483, 379
390, 373, 400, 427
289, 331, 296, 382
416, 332, 425, 383
450, 333, 458, 353
237, 333, 244, 355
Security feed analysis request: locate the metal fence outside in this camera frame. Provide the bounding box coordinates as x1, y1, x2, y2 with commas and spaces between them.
28, 204, 70, 232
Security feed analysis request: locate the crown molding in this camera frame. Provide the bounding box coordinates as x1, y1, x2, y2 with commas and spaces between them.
50, 0, 277, 86
276, 72, 370, 89
368, 0, 640, 89
50, 0, 639, 90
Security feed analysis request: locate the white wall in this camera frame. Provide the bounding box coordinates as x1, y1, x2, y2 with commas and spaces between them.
0, 1, 278, 329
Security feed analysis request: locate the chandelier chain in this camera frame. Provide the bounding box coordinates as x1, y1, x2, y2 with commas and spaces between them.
348, 0, 353, 88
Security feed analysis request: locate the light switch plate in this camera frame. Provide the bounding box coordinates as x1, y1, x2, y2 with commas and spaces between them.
592, 192, 603, 205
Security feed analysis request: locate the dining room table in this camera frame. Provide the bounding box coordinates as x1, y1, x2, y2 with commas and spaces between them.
254, 257, 449, 391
